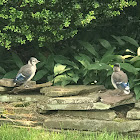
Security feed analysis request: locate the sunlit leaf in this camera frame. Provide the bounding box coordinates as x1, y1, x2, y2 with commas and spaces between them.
54, 74, 71, 86
121, 55, 133, 60
126, 49, 135, 54
54, 64, 70, 76
137, 47, 140, 56
130, 56, 140, 63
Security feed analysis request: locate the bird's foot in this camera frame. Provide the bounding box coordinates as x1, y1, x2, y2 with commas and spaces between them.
23, 84, 29, 88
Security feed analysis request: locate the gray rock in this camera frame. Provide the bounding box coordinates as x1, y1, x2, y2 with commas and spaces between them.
58, 110, 117, 120
44, 117, 140, 132
100, 89, 136, 107
0, 78, 15, 87
40, 85, 105, 97
37, 102, 111, 111
135, 102, 140, 109
46, 96, 100, 104
126, 109, 140, 120
0, 95, 49, 102
0, 86, 8, 92
37, 90, 136, 112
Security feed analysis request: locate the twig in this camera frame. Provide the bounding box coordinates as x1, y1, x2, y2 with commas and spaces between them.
9, 81, 52, 94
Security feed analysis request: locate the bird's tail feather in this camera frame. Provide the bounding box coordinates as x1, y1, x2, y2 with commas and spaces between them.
124, 86, 130, 94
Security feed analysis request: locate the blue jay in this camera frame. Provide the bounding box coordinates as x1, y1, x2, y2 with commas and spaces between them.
13, 57, 40, 86
111, 63, 130, 94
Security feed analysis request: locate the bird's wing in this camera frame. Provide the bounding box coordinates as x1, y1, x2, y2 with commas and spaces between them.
14, 64, 32, 83
17, 64, 32, 77
112, 71, 129, 90
112, 71, 128, 83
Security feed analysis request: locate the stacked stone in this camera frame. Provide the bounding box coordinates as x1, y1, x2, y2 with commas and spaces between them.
0, 80, 139, 133
38, 85, 137, 133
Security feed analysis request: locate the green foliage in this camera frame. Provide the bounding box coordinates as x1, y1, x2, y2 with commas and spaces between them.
1, 35, 140, 99
0, 0, 137, 49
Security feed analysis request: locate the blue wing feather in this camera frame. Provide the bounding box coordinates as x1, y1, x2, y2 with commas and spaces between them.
13, 73, 30, 84
116, 82, 130, 90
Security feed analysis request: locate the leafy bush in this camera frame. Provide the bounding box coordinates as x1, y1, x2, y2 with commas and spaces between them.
1, 35, 140, 99
33, 35, 140, 98
0, 0, 137, 49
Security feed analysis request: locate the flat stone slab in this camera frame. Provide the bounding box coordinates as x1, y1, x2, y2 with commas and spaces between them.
135, 102, 140, 109
0, 78, 15, 87
0, 86, 9, 92
0, 95, 49, 102
126, 109, 140, 120
0, 118, 42, 127
99, 89, 136, 107
46, 96, 100, 104
44, 117, 140, 132
40, 85, 105, 97
58, 110, 117, 120
37, 89, 136, 111
37, 102, 111, 111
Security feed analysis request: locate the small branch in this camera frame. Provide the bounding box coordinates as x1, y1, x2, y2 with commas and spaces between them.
9, 81, 52, 94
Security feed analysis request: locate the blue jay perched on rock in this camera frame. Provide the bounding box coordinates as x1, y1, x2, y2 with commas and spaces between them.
13, 57, 40, 86
111, 63, 130, 94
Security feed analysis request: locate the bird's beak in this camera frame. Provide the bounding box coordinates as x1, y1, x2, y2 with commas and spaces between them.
37, 60, 40, 63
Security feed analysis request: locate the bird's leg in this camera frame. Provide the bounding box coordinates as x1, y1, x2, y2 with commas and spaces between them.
23, 81, 30, 88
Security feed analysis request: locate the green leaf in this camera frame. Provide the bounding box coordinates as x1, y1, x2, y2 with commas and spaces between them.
54, 64, 70, 76
33, 69, 47, 81
75, 54, 92, 68
37, 61, 45, 69
112, 35, 125, 46
47, 75, 54, 81
99, 39, 112, 49
107, 69, 113, 77
3, 70, 18, 78
79, 53, 92, 63
0, 67, 6, 74
121, 36, 139, 47
89, 63, 111, 70
130, 56, 140, 63
38, 52, 47, 61
102, 47, 115, 58
12, 52, 23, 68
78, 40, 99, 57
67, 71, 79, 83
45, 55, 54, 71
75, 55, 90, 68
134, 86, 140, 100
54, 74, 71, 86
120, 63, 138, 75
101, 55, 122, 63
54, 55, 78, 69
